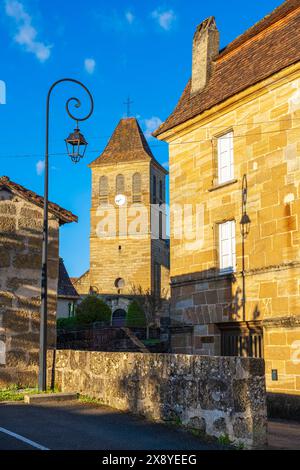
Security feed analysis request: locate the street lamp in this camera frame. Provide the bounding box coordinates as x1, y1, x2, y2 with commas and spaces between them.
65, 125, 88, 163
240, 174, 251, 322
39, 78, 94, 391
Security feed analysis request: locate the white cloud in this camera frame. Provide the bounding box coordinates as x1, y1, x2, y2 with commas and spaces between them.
151, 8, 176, 31
84, 58, 96, 74
96, 9, 142, 34
36, 160, 45, 176
5, 0, 51, 62
162, 161, 169, 169
125, 11, 134, 24
144, 116, 162, 139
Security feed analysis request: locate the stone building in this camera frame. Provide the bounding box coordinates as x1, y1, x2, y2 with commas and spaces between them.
74, 117, 170, 326
57, 258, 80, 319
0, 176, 77, 386
154, 0, 300, 397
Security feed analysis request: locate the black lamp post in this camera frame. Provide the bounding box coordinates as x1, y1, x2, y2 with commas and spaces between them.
39, 78, 93, 392
240, 174, 251, 323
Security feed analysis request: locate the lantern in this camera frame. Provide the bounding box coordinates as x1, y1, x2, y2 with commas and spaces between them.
65, 127, 88, 163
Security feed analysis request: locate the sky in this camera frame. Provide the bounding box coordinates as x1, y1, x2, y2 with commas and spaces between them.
0, 0, 283, 277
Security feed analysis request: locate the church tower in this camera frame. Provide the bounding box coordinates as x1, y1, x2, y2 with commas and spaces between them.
88, 117, 169, 296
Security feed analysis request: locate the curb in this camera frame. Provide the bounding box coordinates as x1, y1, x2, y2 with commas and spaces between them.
24, 392, 78, 404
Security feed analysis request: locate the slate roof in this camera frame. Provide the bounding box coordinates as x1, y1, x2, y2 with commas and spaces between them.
153, 0, 300, 137
90, 117, 168, 173
0, 176, 77, 225
58, 258, 80, 298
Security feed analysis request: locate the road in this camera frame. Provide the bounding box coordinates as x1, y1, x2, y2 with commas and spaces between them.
0, 401, 220, 451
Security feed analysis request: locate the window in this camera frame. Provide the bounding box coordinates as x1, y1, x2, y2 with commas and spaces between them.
154, 263, 161, 297
132, 172, 141, 203
218, 220, 236, 271
159, 179, 163, 202
159, 211, 163, 239
220, 324, 263, 358
217, 131, 234, 184
116, 174, 125, 194
99, 176, 108, 204
152, 175, 157, 203
115, 277, 125, 289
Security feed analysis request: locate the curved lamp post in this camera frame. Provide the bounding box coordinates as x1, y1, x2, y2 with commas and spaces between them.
39, 79, 94, 391
239, 174, 251, 323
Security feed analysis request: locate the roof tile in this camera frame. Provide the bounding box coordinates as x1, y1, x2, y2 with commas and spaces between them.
153, 0, 300, 137
0, 176, 77, 224
90, 117, 167, 173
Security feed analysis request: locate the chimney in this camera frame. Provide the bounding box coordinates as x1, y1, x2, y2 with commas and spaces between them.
191, 16, 219, 95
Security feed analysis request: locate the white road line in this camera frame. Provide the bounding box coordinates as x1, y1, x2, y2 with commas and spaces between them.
0, 427, 49, 450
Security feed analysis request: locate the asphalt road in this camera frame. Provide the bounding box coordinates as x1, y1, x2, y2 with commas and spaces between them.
0, 401, 220, 451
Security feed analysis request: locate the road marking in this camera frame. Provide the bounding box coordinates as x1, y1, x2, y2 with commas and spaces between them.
0, 427, 49, 450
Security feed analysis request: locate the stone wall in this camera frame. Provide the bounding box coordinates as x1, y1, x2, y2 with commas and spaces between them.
264, 317, 300, 395
50, 350, 267, 448
0, 191, 59, 387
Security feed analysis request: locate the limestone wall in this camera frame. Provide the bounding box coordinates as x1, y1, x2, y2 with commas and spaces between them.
0, 192, 59, 386
51, 350, 267, 448
166, 64, 300, 395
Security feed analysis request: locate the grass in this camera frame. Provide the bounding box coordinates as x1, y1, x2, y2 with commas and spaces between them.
0, 385, 38, 402
0, 385, 60, 402
79, 394, 105, 406
217, 433, 233, 446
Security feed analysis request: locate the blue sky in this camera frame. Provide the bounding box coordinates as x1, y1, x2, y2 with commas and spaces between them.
0, 0, 283, 277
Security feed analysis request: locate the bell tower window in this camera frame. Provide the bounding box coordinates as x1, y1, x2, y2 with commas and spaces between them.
132, 172, 142, 203
116, 174, 125, 194
99, 176, 108, 205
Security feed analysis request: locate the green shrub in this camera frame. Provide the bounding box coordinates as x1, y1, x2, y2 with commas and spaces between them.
126, 301, 146, 327
57, 317, 78, 329
75, 295, 111, 325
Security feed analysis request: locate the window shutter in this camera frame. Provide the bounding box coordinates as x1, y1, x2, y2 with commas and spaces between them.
219, 220, 236, 271
153, 175, 157, 203
218, 131, 233, 184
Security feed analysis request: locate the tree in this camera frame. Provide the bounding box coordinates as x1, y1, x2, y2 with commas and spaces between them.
75, 295, 111, 325
126, 300, 146, 327
130, 285, 168, 338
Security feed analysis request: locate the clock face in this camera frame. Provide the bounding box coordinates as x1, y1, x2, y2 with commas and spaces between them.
115, 194, 126, 206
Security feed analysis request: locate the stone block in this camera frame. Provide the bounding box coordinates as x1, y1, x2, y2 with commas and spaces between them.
0, 217, 16, 233
3, 309, 30, 333
0, 249, 10, 268
13, 253, 41, 270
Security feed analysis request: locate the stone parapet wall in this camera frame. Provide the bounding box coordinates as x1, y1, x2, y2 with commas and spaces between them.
50, 350, 267, 448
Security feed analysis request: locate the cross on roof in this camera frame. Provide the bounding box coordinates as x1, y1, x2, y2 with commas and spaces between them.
124, 96, 133, 117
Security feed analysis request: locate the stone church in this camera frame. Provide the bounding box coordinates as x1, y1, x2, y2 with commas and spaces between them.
73, 117, 170, 325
